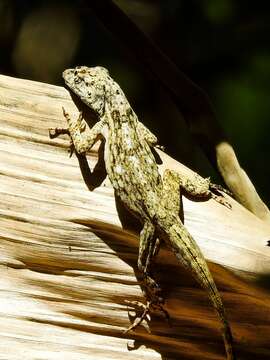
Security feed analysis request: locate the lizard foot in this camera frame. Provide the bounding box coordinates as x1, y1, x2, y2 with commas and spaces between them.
210, 183, 232, 209
49, 127, 70, 139
49, 127, 75, 157
210, 182, 233, 197
124, 298, 170, 333
155, 144, 165, 151
212, 193, 232, 209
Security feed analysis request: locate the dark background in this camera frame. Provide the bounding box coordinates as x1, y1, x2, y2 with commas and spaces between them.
1, 0, 269, 204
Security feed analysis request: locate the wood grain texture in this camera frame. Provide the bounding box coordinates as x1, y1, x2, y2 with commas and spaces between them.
0, 74, 270, 359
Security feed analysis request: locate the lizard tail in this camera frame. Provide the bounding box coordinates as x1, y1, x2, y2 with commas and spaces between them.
164, 222, 235, 360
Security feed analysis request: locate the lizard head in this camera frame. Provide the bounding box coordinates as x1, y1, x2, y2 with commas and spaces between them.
63, 66, 109, 117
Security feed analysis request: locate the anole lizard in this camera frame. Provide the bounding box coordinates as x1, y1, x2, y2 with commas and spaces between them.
50, 66, 235, 360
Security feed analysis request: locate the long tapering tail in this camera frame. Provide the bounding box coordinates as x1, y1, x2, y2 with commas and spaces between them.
165, 221, 235, 360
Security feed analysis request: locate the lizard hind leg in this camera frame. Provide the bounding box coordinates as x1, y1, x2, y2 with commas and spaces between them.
160, 169, 183, 223
138, 221, 164, 304
161, 170, 235, 360
162, 169, 231, 209
125, 221, 168, 332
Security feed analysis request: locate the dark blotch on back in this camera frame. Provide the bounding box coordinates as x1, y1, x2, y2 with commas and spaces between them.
111, 110, 120, 121
126, 108, 133, 117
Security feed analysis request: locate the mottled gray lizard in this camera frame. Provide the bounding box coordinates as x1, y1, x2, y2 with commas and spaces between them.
50, 66, 235, 359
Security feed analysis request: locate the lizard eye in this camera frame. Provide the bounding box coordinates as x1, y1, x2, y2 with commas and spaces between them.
74, 77, 81, 84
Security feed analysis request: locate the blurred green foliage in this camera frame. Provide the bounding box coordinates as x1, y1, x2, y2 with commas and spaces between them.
203, 0, 235, 24
0, 0, 269, 204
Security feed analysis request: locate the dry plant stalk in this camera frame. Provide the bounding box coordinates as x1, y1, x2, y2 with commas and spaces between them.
0, 74, 270, 359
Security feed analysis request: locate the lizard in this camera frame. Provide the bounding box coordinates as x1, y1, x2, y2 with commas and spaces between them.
49, 66, 235, 360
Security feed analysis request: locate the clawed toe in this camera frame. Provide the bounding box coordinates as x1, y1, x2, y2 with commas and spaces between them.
155, 144, 165, 151
124, 298, 170, 333
210, 183, 233, 197
68, 140, 75, 157
48, 126, 74, 156
212, 194, 232, 209
124, 300, 152, 333
49, 127, 70, 139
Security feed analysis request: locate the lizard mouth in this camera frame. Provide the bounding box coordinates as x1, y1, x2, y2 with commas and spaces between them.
62, 68, 72, 76
62, 68, 74, 85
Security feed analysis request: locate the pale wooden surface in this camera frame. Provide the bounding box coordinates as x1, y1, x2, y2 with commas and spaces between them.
0, 74, 270, 359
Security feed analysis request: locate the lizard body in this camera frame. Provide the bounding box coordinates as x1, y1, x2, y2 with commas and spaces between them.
51, 66, 234, 359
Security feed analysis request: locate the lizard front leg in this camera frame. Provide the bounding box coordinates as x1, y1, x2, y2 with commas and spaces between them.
138, 121, 165, 150
138, 122, 158, 146
50, 108, 104, 155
